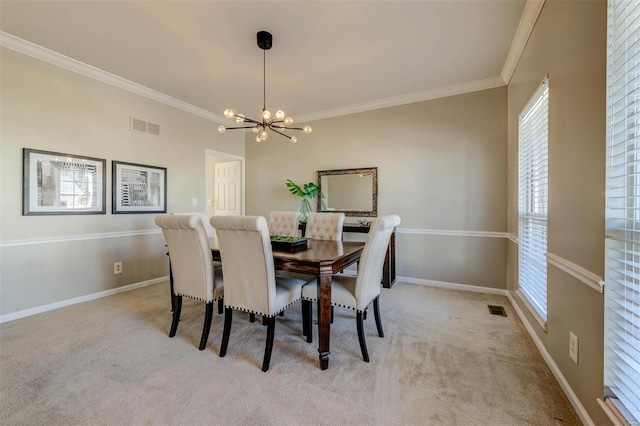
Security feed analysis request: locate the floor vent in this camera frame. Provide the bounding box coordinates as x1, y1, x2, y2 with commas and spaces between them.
488, 305, 507, 317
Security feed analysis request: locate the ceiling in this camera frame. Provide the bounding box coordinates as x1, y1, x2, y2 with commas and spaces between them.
0, 1, 531, 125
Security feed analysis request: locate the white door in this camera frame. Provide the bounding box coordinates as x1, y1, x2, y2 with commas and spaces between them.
214, 160, 242, 216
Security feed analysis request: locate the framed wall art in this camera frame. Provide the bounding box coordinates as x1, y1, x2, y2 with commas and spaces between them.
112, 161, 167, 214
23, 148, 106, 215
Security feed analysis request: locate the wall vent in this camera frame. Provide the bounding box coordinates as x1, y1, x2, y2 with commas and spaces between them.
130, 116, 160, 137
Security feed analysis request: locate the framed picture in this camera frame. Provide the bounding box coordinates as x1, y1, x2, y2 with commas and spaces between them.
23, 148, 106, 215
112, 161, 167, 214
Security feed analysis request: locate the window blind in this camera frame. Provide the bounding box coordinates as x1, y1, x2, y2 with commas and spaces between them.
518, 79, 549, 325
604, 0, 640, 424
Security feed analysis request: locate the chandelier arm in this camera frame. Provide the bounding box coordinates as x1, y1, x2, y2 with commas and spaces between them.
267, 125, 294, 140
237, 116, 262, 125
224, 125, 261, 130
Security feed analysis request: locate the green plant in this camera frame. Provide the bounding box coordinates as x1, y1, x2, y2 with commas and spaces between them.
285, 179, 319, 199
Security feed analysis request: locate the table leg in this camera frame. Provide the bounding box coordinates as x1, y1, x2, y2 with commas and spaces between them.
317, 272, 332, 370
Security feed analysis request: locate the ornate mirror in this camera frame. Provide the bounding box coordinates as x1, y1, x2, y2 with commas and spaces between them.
317, 167, 377, 217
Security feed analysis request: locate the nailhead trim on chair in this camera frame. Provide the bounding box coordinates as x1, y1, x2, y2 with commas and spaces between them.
225, 299, 301, 318
301, 296, 371, 313
175, 293, 223, 303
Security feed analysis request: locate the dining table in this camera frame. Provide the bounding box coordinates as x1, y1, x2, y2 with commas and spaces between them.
201, 237, 365, 370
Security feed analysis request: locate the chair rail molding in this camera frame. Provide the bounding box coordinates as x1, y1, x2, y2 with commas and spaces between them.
0, 229, 162, 248
546, 252, 603, 293
396, 228, 508, 239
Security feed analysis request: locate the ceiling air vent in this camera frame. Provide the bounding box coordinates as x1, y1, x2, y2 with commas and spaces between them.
130, 116, 160, 137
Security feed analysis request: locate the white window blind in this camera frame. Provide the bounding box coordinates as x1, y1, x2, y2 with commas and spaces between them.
604, 0, 640, 424
518, 78, 549, 326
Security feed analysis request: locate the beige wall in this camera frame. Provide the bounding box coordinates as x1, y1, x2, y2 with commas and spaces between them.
246, 86, 508, 289
0, 48, 244, 315
506, 0, 607, 424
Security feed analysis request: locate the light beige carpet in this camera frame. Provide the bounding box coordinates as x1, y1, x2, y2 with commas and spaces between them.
0, 281, 580, 425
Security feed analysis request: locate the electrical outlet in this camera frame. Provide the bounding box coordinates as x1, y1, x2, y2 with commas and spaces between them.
113, 262, 123, 275
569, 331, 579, 364
192, 198, 198, 206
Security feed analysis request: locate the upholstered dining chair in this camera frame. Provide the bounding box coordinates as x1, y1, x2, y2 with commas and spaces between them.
171, 211, 222, 270
155, 214, 224, 350
211, 215, 307, 372
268, 211, 301, 237
301, 215, 401, 362
304, 212, 345, 241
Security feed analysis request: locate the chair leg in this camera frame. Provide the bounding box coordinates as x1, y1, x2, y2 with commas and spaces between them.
218, 299, 223, 315
373, 296, 384, 338
249, 313, 256, 323
279, 311, 285, 317
356, 311, 370, 362
199, 302, 214, 350
331, 305, 334, 323
220, 307, 233, 357
169, 295, 182, 337
262, 315, 267, 326
302, 300, 312, 343
262, 316, 276, 372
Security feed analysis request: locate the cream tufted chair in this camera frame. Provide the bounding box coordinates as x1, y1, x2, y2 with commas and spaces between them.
155, 214, 224, 350
211, 215, 307, 372
304, 212, 345, 241
268, 211, 301, 237
301, 215, 401, 362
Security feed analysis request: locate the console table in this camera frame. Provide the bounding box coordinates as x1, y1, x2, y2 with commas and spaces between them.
299, 222, 396, 288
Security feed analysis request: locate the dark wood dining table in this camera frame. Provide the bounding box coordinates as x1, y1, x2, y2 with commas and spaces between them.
206, 238, 365, 370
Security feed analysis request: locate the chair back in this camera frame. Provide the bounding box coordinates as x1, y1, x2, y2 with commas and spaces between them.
155, 214, 216, 302
171, 212, 215, 239
305, 212, 345, 241
211, 216, 277, 316
355, 215, 401, 310
268, 211, 301, 237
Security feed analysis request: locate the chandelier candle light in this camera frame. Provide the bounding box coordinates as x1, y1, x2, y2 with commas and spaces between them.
218, 31, 312, 143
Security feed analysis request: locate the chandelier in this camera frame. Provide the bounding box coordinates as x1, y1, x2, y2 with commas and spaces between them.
218, 31, 312, 143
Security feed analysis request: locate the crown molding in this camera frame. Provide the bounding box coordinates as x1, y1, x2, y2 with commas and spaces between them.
0, 31, 227, 125
2, 30, 509, 125
295, 75, 506, 123
501, 0, 546, 84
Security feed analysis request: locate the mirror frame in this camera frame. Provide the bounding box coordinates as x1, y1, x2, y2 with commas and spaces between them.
317, 167, 378, 217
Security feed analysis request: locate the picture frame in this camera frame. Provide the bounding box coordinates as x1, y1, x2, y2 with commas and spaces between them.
112, 161, 167, 214
23, 148, 106, 215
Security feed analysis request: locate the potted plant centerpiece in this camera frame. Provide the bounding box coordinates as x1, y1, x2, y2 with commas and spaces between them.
285, 179, 319, 223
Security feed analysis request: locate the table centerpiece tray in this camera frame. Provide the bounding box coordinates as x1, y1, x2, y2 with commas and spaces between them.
270, 236, 308, 251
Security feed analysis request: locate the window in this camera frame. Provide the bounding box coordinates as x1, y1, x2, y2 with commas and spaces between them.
518, 78, 549, 329
603, 0, 640, 424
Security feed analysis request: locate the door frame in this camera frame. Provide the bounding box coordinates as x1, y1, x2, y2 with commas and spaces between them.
205, 149, 246, 216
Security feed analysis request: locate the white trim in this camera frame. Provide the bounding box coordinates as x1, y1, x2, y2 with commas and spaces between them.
506, 290, 595, 426
296, 76, 506, 123
501, 0, 546, 84
507, 233, 519, 244
0, 276, 168, 324
1, 31, 507, 126
546, 252, 604, 294
396, 276, 508, 296
0, 229, 162, 248
597, 398, 632, 426
396, 228, 508, 239
0, 32, 226, 125
515, 288, 548, 332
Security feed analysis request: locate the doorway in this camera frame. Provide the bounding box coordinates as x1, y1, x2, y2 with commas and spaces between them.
205, 150, 245, 217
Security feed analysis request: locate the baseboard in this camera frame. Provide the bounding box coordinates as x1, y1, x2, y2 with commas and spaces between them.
506, 291, 594, 426
396, 276, 509, 296
0, 276, 168, 324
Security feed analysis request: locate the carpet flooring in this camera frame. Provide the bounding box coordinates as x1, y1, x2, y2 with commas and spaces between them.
0, 281, 580, 425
